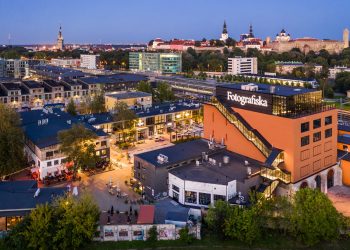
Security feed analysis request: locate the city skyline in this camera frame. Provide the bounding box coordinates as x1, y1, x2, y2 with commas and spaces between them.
1, 0, 350, 45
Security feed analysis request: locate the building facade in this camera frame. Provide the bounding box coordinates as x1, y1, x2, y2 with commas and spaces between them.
80, 54, 100, 69
57, 25, 64, 51
329, 66, 350, 79
129, 52, 182, 74
228, 57, 258, 75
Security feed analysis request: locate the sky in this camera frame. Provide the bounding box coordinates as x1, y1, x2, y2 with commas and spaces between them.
0, 0, 349, 45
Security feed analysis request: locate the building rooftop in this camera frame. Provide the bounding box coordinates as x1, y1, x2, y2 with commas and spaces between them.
0, 180, 66, 217
135, 101, 201, 118
338, 135, 350, 145
137, 205, 155, 224
79, 74, 148, 85
106, 91, 152, 100
22, 80, 43, 89
43, 79, 64, 87
169, 150, 261, 185
1, 82, 21, 91
218, 83, 317, 97
165, 211, 188, 222
135, 139, 222, 168
20, 108, 107, 148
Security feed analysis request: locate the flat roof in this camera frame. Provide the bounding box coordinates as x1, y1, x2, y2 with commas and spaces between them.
169, 150, 261, 185
135, 101, 201, 118
135, 139, 219, 168
218, 83, 317, 97
0, 180, 66, 216
338, 135, 350, 145
43, 79, 64, 87
339, 124, 350, 132
106, 91, 151, 100
137, 205, 155, 224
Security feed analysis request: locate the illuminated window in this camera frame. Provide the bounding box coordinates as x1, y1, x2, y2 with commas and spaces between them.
313, 132, 321, 142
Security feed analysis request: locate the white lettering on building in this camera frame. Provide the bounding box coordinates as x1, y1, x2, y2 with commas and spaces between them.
227, 91, 268, 107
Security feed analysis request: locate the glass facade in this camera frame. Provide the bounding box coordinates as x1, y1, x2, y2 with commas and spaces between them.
129, 52, 181, 74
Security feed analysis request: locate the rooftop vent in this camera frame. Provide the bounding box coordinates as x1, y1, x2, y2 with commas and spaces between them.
241, 83, 258, 91
244, 160, 249, 166
223, 156, 230, 164
157, 154, 169, 164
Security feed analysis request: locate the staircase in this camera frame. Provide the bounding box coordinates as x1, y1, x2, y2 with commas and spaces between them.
261, 180, 280, 198
209, 97, 291, 185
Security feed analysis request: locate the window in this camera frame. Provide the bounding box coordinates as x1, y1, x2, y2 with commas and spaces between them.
325, 128, 332, 138
343, 145, 348, 151
101, 141, 107, 147
214, 194, 226, 201
54, 160, 59, 165
185, 191, 197, 204
137, 162, 141, 169
101, 150, 106, 155
313, 132, 321, 142
325, 116, 332, 125
301, 122, 309, 133
46, 151, 54, 158
47, 161, 52, 167
313, 119, 321, 129
172, 185, 179, 192
199, 192, 211, 206
301, 136, 309, 147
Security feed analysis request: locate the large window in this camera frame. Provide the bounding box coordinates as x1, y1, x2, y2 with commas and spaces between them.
301, 122, 309, 133
313, 119, 321, 129
325, 128, 332, 138
313, 132, 321, 142
146, 117, 155, 125
214, 194, 226, 202
185, 191, 197, 204
325, 116, 332, 125
199, 192, 211, 206
301, 136, 309, 147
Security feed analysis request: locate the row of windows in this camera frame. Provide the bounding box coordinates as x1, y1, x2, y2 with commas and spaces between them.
301, 128, 332, 147
301, 116, 332, 133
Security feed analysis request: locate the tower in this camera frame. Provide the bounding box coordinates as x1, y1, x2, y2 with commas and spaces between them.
57, 25, 64, 51
249, 24, 254, 38
344, 28, 349, 49
220, 20, 229, 42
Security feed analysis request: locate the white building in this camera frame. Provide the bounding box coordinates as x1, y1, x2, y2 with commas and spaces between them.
5, 59, 29, 79
105, 91, 152, 110
51, 58, 80, 68
329, 66, 350, 79
228, 57, 258, 75
80, 54, 100, 69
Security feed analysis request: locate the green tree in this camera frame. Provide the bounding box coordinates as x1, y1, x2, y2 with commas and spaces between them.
136, 81, 153, 94
334, 72, 350, 94
290, 188, 343, 246
155, 82, 175, 103
66, 99, 77, 116
112, 102, 137, 143
89, 91, 106, 113
54, 193, 100, 250
147, 225, 158, 242
0, 103, 26, 177
58, 124, 98, 174
23, 204, 55, 250
205, 200, 232, 238
179, 226, 195, 244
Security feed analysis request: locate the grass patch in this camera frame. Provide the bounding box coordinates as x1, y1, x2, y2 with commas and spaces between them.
85, 234, 350, 250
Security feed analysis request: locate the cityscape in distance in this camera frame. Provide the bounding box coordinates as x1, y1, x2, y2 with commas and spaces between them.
1, 1, 350, 250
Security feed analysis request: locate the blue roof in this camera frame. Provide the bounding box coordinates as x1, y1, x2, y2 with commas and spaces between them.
20, 108, 107, 148
135, 139, 211, 168
79, 73, 148, 85
77, 112, 113, 126
339, 124, 350, 132
165, 211, 188, 222
106, 91, 151, 100
0, 180, 66, 216
338, 135, 350, 145
218, 83, 317, 97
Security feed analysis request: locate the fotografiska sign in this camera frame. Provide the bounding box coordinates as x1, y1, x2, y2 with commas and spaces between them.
227, 91, 268, 107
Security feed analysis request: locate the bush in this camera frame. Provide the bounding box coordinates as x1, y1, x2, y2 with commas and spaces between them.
147, 226, 158, 242
179, 227, 195, 244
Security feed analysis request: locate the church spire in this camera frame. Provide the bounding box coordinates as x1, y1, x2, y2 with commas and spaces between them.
249, 23, 254, 38
223, 20, 227, 34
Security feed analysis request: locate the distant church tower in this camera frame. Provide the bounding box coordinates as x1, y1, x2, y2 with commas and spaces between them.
220, 20, 229, 42
57, 25, 64, 51
249, 24, 254, 38
344, 28, 349, 49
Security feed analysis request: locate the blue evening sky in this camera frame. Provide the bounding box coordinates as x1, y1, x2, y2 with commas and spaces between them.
0, 0, 349, 45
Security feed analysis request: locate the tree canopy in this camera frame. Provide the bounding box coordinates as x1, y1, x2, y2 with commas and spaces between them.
66, 99, 77, 116
0, 103, 26, 177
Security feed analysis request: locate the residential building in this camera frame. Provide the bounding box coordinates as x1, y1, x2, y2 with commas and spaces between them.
105, 91, 152, 110
5, 59, 29, 79
129, 52, 182, 74
275, 61, 322, 75
80, 54, 100, 69
0, 180, 66, 232
0, 59, 5, 77
228, 57, 258, 75
329, 66, 350, 79
20, 107, 110, 180
30, 65, 86, 80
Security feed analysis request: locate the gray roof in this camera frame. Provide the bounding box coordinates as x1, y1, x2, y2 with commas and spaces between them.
0, 180, 66, 216
169, 150, 261, 185
135, 139, 214, 168
106, 91, 151, 100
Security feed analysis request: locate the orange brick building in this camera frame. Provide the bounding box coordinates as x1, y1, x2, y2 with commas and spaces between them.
204, 83, 341, 195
